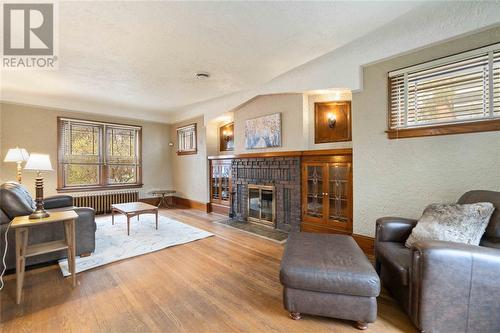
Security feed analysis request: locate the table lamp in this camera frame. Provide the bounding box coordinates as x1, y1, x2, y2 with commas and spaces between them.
24, 153, 53, 219
3, 147, 29, 183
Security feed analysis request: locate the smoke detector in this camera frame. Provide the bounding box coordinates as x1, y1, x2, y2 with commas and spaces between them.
195, 72, 210, 80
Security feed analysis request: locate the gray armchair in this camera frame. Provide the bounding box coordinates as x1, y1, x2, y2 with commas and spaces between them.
375, 190, 500, 333
0, 182, 96, 270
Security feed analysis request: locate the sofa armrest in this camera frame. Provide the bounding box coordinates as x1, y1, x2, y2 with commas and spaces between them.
44, 195, 73, 209
409, 241, 500, 332
375, 217, 417, 243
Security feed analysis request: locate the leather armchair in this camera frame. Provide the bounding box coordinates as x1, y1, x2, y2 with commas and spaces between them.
0, 182, 96, 270
375, 191, 500, 333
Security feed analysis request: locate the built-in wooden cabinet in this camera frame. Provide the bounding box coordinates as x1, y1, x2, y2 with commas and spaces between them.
209, 159, 232, 214
301, 152, 352, 234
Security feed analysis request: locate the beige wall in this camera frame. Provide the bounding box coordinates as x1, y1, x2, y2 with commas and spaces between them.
169, 116, 209, 203
233, 94, 304, 153
352, 28, 500, 236
0, 103, 172, 198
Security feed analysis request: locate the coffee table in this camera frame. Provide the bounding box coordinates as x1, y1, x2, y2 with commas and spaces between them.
111, 202, 159, 236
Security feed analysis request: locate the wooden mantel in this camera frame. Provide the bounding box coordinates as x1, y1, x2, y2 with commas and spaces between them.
208, 148, 352, 160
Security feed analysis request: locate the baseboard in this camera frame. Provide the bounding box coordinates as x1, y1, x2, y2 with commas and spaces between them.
138, 197, 161, 206
172, 196, 208, 212
352, 234, 375, 257
208, 203, 230, 215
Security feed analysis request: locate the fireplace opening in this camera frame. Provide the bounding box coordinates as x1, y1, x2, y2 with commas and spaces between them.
248, 184, 275, 228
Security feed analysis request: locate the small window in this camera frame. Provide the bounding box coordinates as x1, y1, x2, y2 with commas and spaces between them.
388, 43, 500, 139
58, 118, 142, 191
177, 123, 197, 155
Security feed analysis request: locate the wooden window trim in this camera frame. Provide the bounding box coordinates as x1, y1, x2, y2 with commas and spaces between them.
57, 117, 143, 192
387, 43, 500, 139
386, 118, 500, 139
176, 123, 198, 155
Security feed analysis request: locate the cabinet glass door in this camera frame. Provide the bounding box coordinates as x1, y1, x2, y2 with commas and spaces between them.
328, 163, 350, 223
220, 164, 231, 202
211, 165, 220, 201
305, 164, 325, 219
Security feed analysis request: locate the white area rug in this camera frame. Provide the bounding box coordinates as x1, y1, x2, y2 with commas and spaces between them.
59, 214, 213, 276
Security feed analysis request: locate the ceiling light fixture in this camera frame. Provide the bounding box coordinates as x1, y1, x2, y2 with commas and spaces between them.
195, 72, 210, 80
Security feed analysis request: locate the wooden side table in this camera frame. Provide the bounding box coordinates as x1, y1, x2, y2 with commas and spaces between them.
11, 210, 78, 304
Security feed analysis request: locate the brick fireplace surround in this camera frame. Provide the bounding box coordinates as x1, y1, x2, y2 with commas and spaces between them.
231, 157, 301, 232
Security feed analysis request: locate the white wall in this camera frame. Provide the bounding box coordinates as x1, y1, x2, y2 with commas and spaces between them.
0, 103, 173, 198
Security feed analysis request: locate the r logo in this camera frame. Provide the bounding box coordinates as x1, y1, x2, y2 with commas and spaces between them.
3, 3, 54, 56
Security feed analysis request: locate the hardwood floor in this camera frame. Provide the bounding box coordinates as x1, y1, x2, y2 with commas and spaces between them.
0, 208, 416, 332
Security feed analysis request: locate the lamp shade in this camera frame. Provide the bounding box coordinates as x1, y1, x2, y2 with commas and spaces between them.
4, 148, 29, 162
24, 153, 53, 171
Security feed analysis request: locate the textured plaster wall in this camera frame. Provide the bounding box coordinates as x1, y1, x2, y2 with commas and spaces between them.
0, 103, 172, 198
169, 116, 209, 203
232, 94, 304, 154
352, 28, 500, 236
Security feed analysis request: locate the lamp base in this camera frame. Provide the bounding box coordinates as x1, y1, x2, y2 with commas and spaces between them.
29, 209, 50, 219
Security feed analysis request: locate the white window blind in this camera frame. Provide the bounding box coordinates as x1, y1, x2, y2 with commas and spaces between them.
389, 44, 500, 130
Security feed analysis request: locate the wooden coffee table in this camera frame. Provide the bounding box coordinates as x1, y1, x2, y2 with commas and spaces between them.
111, 202, 159, 236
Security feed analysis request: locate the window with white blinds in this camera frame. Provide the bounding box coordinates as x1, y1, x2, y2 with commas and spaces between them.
389, 44, 500, 133
57, 118, 142, 190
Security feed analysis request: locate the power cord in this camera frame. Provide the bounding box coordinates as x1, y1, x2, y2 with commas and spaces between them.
0, 221, 12, 290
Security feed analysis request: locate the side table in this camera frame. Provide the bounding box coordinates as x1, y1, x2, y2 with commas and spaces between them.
11, 210, 78, 304
149, 189, 176, 208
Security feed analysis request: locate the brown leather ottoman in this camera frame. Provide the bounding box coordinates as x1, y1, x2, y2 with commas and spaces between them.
280, 232, 380, 330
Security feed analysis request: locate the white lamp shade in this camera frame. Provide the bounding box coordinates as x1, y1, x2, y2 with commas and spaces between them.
24, 153, 53, 171
4, 148, 29, 162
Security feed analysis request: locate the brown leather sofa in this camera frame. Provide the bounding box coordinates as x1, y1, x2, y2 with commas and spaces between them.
0, 182, 96, 270
375, 190, 500, 333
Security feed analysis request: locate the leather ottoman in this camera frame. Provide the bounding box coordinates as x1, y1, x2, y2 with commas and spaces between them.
280, 232, 380, 330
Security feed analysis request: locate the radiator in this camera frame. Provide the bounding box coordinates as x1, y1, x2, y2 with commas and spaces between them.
72, 190, 139, 215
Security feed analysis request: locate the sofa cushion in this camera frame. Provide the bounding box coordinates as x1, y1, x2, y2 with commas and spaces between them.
376, 242, 411, 286
0, 182, 35, 219
458, 190, 500, 245
405, 203, 494, 248
280, 232, 380, 297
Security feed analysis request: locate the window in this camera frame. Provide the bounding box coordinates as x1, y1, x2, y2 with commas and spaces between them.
177, 123, 197, 155
388, 43, 500, 139
58, 118, 142, 191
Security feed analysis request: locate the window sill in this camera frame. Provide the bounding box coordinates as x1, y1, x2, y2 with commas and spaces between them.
57, 184, 143, 193
177, 150, 197, 156
386, 119, 500, 139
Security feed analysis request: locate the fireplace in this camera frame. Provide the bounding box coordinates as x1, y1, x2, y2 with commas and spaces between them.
232, 157, 301, 232
248, 185, 275, 228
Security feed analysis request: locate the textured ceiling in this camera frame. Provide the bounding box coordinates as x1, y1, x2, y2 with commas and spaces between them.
0, 1, 423, 122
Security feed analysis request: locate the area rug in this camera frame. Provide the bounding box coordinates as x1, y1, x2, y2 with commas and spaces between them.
59, 214, 213, 276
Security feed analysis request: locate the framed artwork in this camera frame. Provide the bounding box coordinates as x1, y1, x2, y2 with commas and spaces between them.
245, 113, 281, 149
177, 123, 197, 155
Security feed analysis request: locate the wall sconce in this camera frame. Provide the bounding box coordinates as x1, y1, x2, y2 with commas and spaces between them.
327, 113, 337, 128
222, 130, 232, 142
